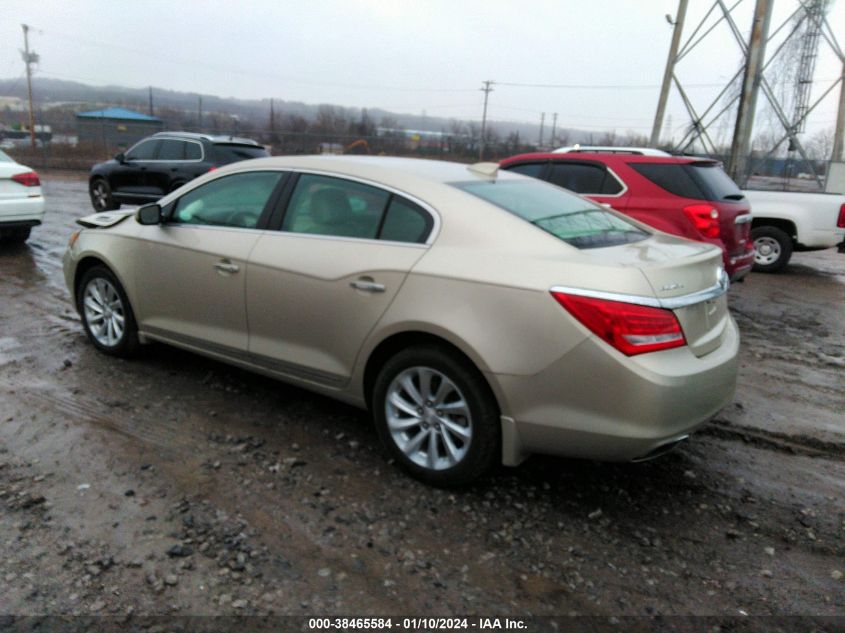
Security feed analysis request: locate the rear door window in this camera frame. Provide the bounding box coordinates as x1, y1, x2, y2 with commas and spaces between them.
282, 174, 389, 239
158, 139, 185, 161
548, 162, 623, 195
453, 178, 647, 249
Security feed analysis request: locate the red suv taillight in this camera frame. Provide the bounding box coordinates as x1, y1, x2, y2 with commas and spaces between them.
11, 171, 40, 187
837, 204, 845, 228
683, 204, 720, 238
551, 292, 686, 356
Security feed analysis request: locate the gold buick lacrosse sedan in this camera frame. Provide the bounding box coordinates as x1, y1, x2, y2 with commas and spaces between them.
64, 155, 739, 486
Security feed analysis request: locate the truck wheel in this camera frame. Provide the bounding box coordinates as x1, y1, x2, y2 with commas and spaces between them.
751, 226, 793, 273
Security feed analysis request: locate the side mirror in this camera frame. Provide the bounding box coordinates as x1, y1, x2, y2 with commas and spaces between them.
136, 204, 162, 225
115, 152, 126, 163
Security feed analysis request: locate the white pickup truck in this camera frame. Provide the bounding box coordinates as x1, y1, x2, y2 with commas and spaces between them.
743, 190, 845, 272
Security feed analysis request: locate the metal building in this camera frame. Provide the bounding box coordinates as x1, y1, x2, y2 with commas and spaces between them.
75, 107, 163, 152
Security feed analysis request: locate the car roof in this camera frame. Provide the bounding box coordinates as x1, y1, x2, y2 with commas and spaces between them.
152, 131, 261, 146
217, 155, 526, 187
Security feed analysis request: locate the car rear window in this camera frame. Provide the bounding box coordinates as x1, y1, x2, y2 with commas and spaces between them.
690, 163, 744, 200
630, 162, 744, 201
0, 149, 14, 163
213, 144, 269, 165
452, 179, 647, 249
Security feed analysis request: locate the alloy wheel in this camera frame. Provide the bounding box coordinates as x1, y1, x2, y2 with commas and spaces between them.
83, 277, 126, 347
385, 366, 473, 470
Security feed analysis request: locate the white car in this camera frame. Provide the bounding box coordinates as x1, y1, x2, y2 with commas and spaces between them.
0, 149, 45, 244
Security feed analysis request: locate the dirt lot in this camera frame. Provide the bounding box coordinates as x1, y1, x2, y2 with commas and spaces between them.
1, 173, 843, 626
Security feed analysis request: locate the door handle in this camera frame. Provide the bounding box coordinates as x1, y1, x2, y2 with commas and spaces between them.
350, 280, 385, 293
214, 260, 240, 274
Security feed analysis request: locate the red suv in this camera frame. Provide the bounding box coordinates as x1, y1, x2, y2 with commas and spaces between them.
500, 147, 754, 281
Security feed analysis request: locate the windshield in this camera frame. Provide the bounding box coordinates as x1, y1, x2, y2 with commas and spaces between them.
452, 178, 648, 249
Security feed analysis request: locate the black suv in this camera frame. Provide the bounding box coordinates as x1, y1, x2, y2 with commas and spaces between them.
88, 132, 269, 211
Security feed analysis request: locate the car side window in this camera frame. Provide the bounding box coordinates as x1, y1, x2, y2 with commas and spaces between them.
548, 163, 623, 195
379, 197, 432, 243
282, 174, 389, 239
126, 139, 160, 161
170, 171, 282, 229
158, 139, 184, 161
508, 162, 546, 178
185, 141, 202, 160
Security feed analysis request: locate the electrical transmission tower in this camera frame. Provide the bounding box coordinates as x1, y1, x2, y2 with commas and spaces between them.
651, 0, 844, 188
791, 0, 827, 135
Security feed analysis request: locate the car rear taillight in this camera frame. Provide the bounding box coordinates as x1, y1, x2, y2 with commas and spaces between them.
837, 204, 845, 229
683, 204, 720, 238
11, 171, 40, 187
551, 292, 686, 356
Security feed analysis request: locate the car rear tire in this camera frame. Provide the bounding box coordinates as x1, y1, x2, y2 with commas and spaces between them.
751, 226, 792, 273
78, 265, 139, 357
90, 179, 120, 212
1, 226, 31, 244
372, 345, 500, 487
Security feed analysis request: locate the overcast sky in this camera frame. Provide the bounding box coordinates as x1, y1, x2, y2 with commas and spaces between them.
1, 0, 842, 142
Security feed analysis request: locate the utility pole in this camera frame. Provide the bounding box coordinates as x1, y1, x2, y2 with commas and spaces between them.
21, 24, 39, 149
728, 0, 773, 185
269, 98, 275, 133
538, 113, 545, 147
479, 80, 493, 161
197, 95, 203, 132
148, 86, 154, 116
651, 0, 688, 147
550, 113, 558, 147
833, 61, 845, 162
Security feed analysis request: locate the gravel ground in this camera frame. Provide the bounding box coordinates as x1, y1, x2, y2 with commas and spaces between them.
0, 172, 843, 628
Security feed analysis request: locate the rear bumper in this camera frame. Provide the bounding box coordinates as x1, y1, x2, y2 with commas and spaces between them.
0, 196, 45, 226
492, 317, 740, 466
726, 249, 754, 281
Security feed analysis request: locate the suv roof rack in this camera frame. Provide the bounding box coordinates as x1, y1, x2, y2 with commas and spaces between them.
553, 145, 672, 157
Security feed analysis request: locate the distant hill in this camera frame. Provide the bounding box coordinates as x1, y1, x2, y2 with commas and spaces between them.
0, 76, 596, 144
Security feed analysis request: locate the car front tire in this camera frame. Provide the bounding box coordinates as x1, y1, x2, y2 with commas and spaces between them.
751, 226, 793, 273
89, 179, 120, 212
372, 345, 500, 487
77, 265, 139, 357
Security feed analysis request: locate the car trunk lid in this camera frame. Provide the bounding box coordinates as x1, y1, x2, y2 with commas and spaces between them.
588, 233, 730, 357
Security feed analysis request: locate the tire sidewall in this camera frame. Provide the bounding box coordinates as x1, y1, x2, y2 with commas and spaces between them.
751, 226, 792, 273
77, 266, 138, 356
90, 179, 117, 211
372, 345, 499, 487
